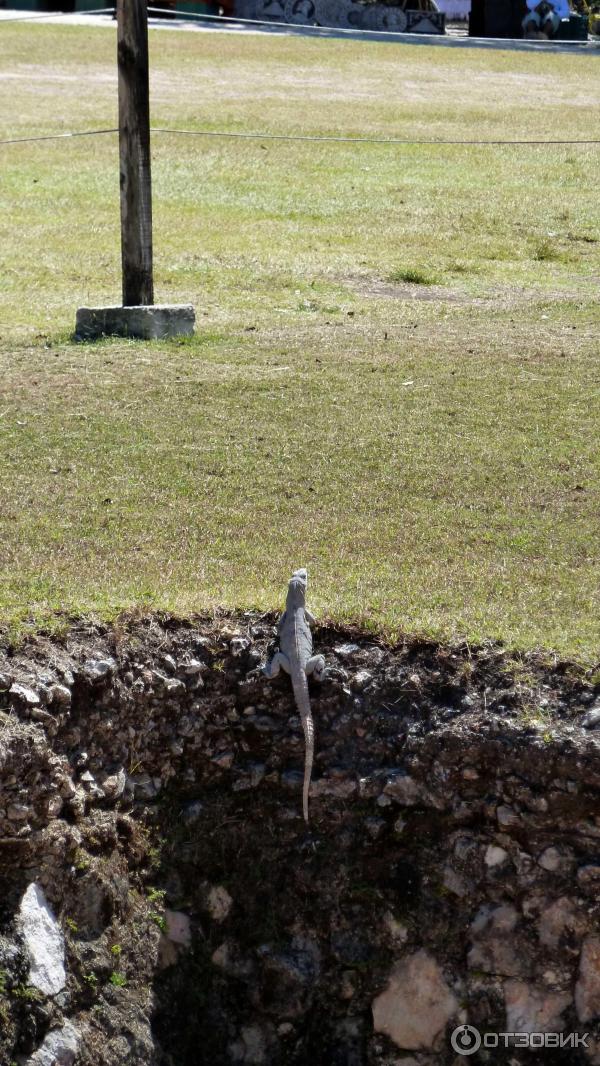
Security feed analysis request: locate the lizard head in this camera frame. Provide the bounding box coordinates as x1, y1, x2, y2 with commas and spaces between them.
287, 567, 308, 606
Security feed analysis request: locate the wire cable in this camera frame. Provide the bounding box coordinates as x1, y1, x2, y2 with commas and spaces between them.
1, 125, 599, 148
0, 128, 118, 146
150, 127, 600, 146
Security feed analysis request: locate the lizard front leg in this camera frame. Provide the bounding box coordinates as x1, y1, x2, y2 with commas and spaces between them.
263, 650, 291, 678
306, 654, 326, 681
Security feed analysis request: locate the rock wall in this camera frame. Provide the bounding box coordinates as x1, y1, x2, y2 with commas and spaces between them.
0, 615, 599, 1064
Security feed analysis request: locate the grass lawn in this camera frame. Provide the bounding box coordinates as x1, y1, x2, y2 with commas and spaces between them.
0, 21, 599, 658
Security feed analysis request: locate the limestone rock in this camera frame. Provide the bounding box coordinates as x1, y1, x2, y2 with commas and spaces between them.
504, 980, 571, 1033
575, 936, 600, 1023
164, 909, 191, 947
26, 1020, 80, 1065
207, 884, 233, 922
468, 904, 527, 978
18, 882, 66, 996
81, 658, 116, 683
49, 684, 72, 706
538, 896, 587, 950
577, 865, 600, 898
228, 1022, 276, 1064
10, 683, 40, 706
100, 767, 127, 801
484, 844, 509, 867
212, 940, 255, 979
372, 950, 458, 1050
383, 772, 420, 806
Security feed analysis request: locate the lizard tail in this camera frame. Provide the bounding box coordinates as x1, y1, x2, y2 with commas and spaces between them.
291, 668, 314, 824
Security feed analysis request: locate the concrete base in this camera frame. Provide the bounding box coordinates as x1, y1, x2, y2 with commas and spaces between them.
75, 305, 195, 341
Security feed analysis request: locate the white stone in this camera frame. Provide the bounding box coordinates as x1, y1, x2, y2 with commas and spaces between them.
101, 767, 127, 800
468, 904, 524, 978
81, 658, 116, 682
382, 913, 408, 944
10, 683, 40, 706
484, 845, 508, 867
165, 909, 191, 947
372, 950, 458, 1050
49, 684, 72, 705
504, 980, 571, 1034
228, 1023, 270, 1064
575, 936, 600, 1023
496, 804, 520, 828
26, 1020, 80, 1065
383, 772, 420, 805
538, 846, 562, 872
207, 885, 233, 922
18, 882, 66, 996
442, 866, 469, 897
538, 896, 586, 950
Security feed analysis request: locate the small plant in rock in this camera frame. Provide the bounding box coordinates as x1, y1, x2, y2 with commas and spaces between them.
147, 887, 166, 905
110, 944, 122, 959
109, 971, 127, 988
520, 703, 555, 740
12, 985, 42, 1002
146, 845, 161, 870
147, 886, 167, 932
74, 849, 90, 872
65, 918, 78, 935
0, 969, 8, 996
83, 973, 98, 989
459, 659, 474, 684
149, 911, 167, 932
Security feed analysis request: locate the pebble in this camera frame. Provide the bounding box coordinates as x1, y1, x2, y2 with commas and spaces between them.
334, 643, 361, 659
9, 683, 40, 706
183, 800, 204, 822
207, 885, 233, 922
7, 804, 29, 821
180, 658, 205, 676
485, 845, 508, 868
211, 749, 235, 769
230, 637, 250, 656
351, 669, 373, 692
82, 658, 116, 683
581, 706, 600, 730
49, 683, 72, 706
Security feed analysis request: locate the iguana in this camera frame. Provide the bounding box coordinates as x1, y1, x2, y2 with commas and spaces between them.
263, 568, 325, 823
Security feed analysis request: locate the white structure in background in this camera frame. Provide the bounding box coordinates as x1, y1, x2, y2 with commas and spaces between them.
436, 0, 470, 19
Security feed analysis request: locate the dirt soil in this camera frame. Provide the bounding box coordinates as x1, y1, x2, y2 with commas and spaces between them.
0, 614, 599, 1065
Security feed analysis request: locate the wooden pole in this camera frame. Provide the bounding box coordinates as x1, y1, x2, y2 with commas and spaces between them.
117, 0, 154, 306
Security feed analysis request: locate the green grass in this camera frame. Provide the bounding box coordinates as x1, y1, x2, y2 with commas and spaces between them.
0, 22, 599, 658
387, 267, 440, 285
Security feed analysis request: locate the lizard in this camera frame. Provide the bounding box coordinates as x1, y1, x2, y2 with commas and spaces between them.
263, 567, 325, 824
